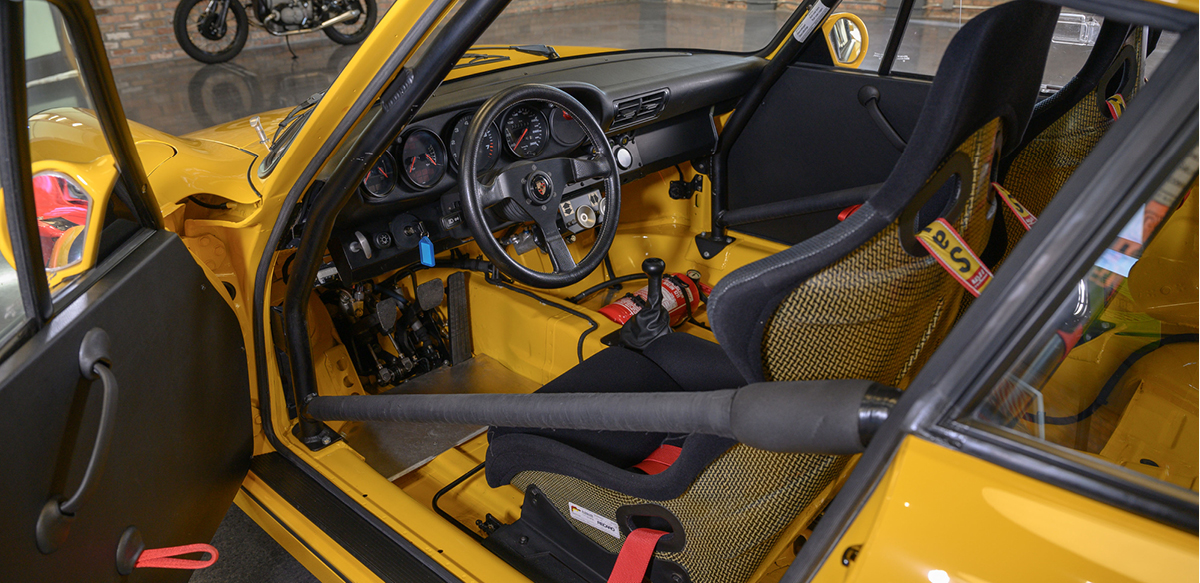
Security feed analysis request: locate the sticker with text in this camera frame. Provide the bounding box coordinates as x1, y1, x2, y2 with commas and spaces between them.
792, 2, 831, 43
917, 218, 992, 297
568, 502, 621, 539
992, 183, 1037, 231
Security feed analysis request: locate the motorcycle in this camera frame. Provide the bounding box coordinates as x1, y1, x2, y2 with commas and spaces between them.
173, 0, 376, 64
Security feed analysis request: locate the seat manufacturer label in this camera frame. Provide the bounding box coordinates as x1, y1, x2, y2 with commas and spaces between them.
917, 218, 993, 297
569, 502, 620, 539
992, 183, 1037, 231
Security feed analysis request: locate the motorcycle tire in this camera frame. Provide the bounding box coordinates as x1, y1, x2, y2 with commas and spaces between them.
322, 0, 376, 45
174, 0, 250, 64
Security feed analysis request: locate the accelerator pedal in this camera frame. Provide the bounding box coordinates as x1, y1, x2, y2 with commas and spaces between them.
448, 271, 473, 365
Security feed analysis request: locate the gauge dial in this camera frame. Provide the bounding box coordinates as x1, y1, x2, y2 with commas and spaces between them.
400, 129, 447, 189
361, 151, 397, 198
549, 106, 586, 146
448, 114, 500, 172
503, 105, 549, 159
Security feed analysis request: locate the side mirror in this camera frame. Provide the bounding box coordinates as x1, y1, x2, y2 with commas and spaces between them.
0, 158, 114, 293
823, 13, 869, 69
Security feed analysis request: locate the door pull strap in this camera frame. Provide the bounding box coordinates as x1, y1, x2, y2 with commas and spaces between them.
136, 543, 219, 570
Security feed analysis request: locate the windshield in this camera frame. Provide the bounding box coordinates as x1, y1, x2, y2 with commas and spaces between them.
457, 0, 797, 69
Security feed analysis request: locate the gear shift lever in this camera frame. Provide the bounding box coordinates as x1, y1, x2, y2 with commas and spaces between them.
619, 258, 672, 350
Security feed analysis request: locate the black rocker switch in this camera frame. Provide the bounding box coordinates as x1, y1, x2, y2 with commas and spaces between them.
619, 258, 672, 350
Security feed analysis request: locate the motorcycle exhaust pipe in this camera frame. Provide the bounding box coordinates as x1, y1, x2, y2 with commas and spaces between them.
263, 8, 361, 36
305, 379, 903, 455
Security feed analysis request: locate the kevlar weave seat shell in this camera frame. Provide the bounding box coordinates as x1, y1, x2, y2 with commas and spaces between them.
510, 120, 1002, 583
999, 28, 1145, 262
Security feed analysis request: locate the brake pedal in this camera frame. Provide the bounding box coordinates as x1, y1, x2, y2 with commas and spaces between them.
447, 271, 472, 365
416, 278, 445, 312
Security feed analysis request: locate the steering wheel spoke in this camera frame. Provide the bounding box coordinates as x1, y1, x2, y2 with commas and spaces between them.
537, 222, 577, 271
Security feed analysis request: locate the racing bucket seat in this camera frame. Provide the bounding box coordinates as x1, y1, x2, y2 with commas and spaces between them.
994, 21, 1149, 263
484, 3, 1061, 582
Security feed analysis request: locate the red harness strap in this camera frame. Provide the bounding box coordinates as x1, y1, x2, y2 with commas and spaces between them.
608, 528, 668, 583
135, 543, 219, 570
632, 445, 682, 475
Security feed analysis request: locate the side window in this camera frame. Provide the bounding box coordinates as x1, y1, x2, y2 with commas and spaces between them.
23, 0, 112, 293
963, 154, 1198, 492
890, 4, 1118, 92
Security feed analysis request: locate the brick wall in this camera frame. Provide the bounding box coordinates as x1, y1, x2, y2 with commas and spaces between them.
98, 0, 396, 67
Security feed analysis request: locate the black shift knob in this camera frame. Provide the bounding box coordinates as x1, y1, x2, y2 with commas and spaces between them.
618, 257, 672, 350
642, 258, 665, 306
642, 258, 665, 278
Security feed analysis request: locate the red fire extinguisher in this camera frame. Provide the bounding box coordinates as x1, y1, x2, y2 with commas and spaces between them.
598, 270, 712, 327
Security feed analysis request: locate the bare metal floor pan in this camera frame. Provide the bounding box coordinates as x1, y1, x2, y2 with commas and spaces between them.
339, 355, 541, 481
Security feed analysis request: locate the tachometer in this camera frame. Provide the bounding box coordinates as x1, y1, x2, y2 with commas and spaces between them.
361, 151, 397, 198
503, 105, 548, 159
400, 129, 447, 189
448, 113, 500, 172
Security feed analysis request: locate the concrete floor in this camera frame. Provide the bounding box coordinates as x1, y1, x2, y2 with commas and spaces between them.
111, 1, 1177, 137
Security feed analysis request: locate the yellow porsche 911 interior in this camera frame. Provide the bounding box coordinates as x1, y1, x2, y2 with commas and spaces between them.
227, 2, 1196, 582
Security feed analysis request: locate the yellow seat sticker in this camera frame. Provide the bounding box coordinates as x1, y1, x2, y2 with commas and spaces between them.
917, 218, 993, 297
993, 182, 1037, 231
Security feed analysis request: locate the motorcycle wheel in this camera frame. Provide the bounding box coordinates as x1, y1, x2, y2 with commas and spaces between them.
174, 0, 250, 64
322, 0, 376, 45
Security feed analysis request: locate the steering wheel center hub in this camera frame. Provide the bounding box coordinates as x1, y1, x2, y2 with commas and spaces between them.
526, 171, 554, 204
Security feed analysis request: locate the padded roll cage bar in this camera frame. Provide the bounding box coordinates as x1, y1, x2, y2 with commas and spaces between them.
306, 380, 903, 455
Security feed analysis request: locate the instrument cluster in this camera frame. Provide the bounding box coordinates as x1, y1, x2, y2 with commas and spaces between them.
359, 102, 586, 200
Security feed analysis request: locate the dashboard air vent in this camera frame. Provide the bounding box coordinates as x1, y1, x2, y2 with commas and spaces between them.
611, 89, 669, 129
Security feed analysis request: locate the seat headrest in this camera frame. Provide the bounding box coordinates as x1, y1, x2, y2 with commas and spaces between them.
870, 0, 1060, 219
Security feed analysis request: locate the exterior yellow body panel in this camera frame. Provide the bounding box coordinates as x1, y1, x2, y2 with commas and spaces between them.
814, 437, 1198, 583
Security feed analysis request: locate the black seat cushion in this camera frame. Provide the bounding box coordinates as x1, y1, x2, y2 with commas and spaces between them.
486, 333, 745, 500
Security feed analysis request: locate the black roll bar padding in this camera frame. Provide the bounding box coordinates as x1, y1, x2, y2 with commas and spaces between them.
305, 379, 902, 455
707, 0, 842, 241
717, 182, 881, 227
284, 0, 512, 444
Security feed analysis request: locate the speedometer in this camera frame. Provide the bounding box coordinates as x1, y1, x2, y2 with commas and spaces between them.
448, 113, 500, 172
503, 105, 548, 159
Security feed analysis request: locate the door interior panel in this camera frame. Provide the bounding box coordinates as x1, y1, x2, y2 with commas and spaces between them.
0, 231, 252, 581
727, 65, 931, 244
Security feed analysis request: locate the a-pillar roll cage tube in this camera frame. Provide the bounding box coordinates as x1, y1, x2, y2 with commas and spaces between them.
699, 0, 841, 255
282, 0, 512, 448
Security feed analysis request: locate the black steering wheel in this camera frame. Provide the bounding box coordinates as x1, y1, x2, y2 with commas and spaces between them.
459, 84, 620, 288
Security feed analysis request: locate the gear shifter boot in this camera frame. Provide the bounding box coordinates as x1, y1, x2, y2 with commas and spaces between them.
619, 258, 672, 350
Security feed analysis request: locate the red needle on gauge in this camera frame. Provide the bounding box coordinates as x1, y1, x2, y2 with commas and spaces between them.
514, 128, 528, 147
409, 157, 416, 172
425, 153, 438, 165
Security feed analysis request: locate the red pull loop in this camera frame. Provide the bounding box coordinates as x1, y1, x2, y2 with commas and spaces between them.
135, 543, 219, 570
608, 528, 668, 583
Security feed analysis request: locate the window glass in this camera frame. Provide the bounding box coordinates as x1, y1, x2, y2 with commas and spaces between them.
964, 151, 1199, 492
0, 256, 27, 343
24, 0, 108, 293
834, 0, 903, 72
889, 5, 1136, 93
473, 0, 793, 54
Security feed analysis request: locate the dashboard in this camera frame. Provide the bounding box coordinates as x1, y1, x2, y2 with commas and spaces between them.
329, 51, 764, 283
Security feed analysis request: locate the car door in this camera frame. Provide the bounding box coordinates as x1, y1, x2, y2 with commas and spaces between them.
0, 0, 252, 580
787, 25, 1198, 583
